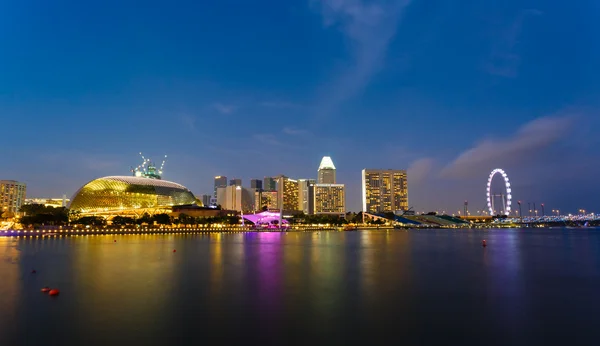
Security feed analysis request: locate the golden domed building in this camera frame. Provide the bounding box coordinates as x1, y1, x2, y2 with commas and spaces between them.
69, 155, 199, 217
69, 176, 197, 216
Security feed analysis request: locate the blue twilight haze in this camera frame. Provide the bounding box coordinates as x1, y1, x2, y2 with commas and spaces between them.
1, 0, 599, 213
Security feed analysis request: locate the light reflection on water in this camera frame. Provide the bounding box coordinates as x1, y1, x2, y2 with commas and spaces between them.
0, 237, 20, 332
1, 229, 600, 345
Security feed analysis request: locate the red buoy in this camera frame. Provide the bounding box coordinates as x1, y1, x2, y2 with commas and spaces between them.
173, 249, 177, 253
31, 269, 37, 274
482, 240, 487, 247
41, 287, 51, 293
48, 289, 60, 296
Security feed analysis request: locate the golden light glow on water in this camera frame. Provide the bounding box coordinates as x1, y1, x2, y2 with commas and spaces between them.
0, 237, 20, 327
209, 233, 223, 296
358, 230, 411, 300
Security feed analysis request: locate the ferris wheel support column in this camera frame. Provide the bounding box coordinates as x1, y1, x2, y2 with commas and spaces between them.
502, 194, 506, 215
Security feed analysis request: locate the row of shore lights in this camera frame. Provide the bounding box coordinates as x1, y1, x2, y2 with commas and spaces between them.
0, 226, 331, 234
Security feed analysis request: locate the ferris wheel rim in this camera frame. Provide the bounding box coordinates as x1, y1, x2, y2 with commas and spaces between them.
486, 168, 512, 216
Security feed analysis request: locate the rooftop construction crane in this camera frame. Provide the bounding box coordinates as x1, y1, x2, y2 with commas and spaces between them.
131, 152, 167, 179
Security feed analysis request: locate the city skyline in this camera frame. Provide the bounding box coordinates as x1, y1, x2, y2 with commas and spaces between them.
1, 1, 599, 213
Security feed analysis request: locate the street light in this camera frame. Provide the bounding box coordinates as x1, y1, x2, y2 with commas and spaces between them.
541, 203, 545, 216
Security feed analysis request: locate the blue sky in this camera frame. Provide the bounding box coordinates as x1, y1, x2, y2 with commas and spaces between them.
1, 0, 599, 214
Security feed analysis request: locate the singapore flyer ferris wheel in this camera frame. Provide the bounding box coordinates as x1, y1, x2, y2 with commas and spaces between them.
486, 169, 512, 216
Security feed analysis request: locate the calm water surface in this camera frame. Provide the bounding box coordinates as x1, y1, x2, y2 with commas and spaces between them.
1, 229, 600, 345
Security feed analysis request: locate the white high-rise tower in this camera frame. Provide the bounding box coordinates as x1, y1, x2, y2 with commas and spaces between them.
318, 156, 336, 184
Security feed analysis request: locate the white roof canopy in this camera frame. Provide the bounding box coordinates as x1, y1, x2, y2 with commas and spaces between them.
318, 156, 336, 170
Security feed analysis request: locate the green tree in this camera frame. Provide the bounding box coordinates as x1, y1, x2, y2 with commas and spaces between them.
153, 213, 172, 225
136, 213, 153, 225
74, 216, 106, 226
351, 212, 364, 223
112, 216, 134, 226
225, 216, 240, 225
19, 204, 69, 226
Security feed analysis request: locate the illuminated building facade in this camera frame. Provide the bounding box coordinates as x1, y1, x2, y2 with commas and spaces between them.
69, 176, 197, 216
25, 196, 69, 208
255, 190, 278, 211
218, 185, 253, 212
214, 176, 227, 198
361, 169, 408, 213
0, 180, 27, 215
312, 184, 345, 215
276, 176, 299, 212
318, 156, 336, 184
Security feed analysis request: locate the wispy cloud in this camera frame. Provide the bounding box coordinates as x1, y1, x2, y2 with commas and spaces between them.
282, 126, 309, 136
407, 157, 434, 184
253, 134, 282, 146
311, 0, 412, 115
440, 114, 574, 179
484, 8, 542, 78
212, 103, 236, 115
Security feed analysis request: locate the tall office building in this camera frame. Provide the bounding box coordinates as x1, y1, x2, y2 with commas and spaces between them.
276, 176, 299, 212
312, 184, 345, 215
216, 187, 227, 207
217, 186, 253, 212
214, 176, 227, 198
298, 179, 316, 214
361, 169, 408, 213
255, 190, 278, 211
250, 179, 263, 190
229, 178, 242, 187
201, 194, 212, 207
318, 156, 336, 184
0, 180, 27, 215
263, 177, 277, 191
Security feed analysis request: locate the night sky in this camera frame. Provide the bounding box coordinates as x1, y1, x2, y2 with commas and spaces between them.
2, 0, 599, 214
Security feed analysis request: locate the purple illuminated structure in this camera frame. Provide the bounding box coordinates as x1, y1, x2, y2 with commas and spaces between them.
242, 211, 289, 229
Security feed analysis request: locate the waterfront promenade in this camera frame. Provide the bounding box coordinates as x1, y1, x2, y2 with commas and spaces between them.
0, 225, 388, 236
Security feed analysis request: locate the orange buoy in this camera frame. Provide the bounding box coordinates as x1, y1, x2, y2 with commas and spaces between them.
48, 289, 60, 296
482, 240, 487, 247
41, 287, 51, 293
